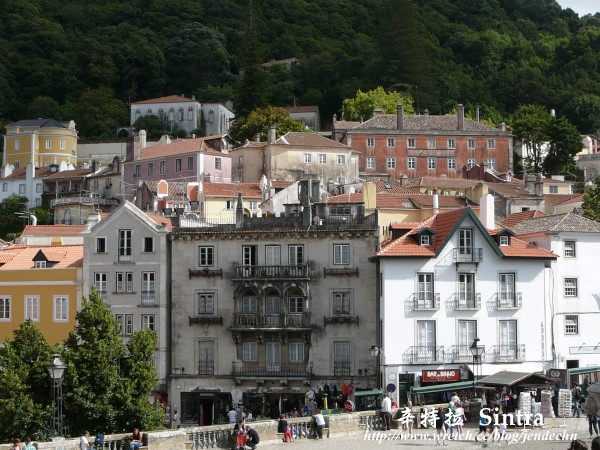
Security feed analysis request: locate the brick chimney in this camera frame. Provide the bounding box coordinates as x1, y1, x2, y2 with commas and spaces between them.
396, 104, 404, 130
457, 104, 465, 130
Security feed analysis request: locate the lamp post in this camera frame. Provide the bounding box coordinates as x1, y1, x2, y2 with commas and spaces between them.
469, 338, 485, 399
369, 345, 382, 389
47, 354, 66, 436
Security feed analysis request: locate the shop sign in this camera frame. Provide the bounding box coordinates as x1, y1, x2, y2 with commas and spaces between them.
569, 346, 600, 354
421, 369, 460, 383
546, 368, 568, 389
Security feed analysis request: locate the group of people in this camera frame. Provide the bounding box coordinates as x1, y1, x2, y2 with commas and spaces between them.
231, 419, 260, 450
79, 428, 143, 450
11, 437, 36, 450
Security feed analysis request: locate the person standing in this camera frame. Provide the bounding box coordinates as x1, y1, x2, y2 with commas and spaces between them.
129, 428, 143, 450
435, 407, 447, 446
572, 384, 582, 418
228, 407, 238, 424
80, 432, 92, 450
589, 413, 599, 438
11, 438, 21, 450
380, 395, 392, 431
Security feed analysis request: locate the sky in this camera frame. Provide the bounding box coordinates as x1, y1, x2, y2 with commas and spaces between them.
556, 0, 598, 16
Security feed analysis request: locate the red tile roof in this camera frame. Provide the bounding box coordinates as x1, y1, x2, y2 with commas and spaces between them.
375, 208, 555, 259
131, 95, 198, 104
3, 166, 54, 180
145, 213, 173, 231
544, 194, 583, 207
22, 225, 86, 237
327, 193, 364, 203
275, 132, 351, 148
139, 135, 228, 160
44, 168, 92, 180
0, 245, 83, 269
404, 177, 480, 190
368, 180, 423, 195
202, 182, 262, 199
500, 210, 548, 228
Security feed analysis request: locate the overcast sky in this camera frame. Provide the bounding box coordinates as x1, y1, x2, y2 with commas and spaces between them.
556, 0, 598, 16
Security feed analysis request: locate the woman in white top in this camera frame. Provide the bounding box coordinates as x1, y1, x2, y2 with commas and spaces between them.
454, 403, 464, 437
80, 431, 91, 450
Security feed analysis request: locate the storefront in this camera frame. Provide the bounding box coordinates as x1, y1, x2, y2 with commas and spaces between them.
569, 366, 600, 396
408, 368, 473, 405
180, 390, 231, 426
353, 389, 384, 411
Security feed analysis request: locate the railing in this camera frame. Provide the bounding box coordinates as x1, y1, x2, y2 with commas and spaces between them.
234, 265, 309, 279
50, 196, 120, 208
447, 345, 479, 363
496, 292, 522, 310
93, 433, 131, 450
334, 361, 350, 376
359, 414, 385, 430
454, 292, 481, 310
198, 361, 214, 375
405, 346, 444, 364
118, 253, 132, 262
232, 362, 312, 377
453, 248, 483, 263
412, 293, 440, 310
141, 290, 156, 304
486, 344, 525, 362
232, 312, 311, 328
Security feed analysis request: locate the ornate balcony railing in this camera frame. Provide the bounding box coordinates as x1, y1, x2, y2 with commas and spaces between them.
233, 265, 309, 280
496, 292, 522, 310
198, 361, 214, 375
454, 292, 481, 310
141, 290, 156, 304
232, 312, 311, 328
412, 293, 440, 311
334, 361, 350, 376
50, 196, 120, 208
232, 362, 313, 378
405, 345, 444, 364
447, 345, 480, 363
453, 248, 483, 263
486, 344, 525, 362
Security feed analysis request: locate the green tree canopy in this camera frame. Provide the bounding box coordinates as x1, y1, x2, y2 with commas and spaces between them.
582, 176, 600, 222
229, 106, 305, 146
0, 194, 29, 240
75, 87, 128, 141
542, 115, 582, 175
342, 87, 415, 121
510, 104, 552, 173
133, 114, 167, 140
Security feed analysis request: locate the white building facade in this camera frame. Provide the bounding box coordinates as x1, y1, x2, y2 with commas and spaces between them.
373, 206, 556, 404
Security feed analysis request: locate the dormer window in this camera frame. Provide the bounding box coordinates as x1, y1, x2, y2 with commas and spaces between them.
496, 229, 514, 247
499, 236, 509, 246
35, 261, 47, 268
416, 227, 436, 246
420, 235, 430, 246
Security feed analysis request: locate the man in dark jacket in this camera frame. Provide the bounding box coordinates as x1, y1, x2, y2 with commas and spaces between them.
245, 425, 260, 450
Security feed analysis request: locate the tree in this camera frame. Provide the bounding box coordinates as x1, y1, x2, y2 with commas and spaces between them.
542, 115, 582, 175
342, 87, 415, 122
228, 106, 305, 146
510, 104, 552, 173
0, 321, 56, 442
0, 195, 29, 240
133, 115, 167, 140
27, 96, 62, 119
582, 176, 600, 222
75, 87, 128, 141
62, 289, 163, 434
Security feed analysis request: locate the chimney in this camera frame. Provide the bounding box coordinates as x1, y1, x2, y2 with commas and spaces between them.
333, 113, 337, 125
535, 174, 543, 197
396, 104, 404, 130
476, 107, 480, 122
255, 133, 261, 142
479, 193, 495, 230
423, 109, 429, 116
373, 108, 383, 117
268, 124, 276, 144
433, 190, 439, 215
524, 174, 537, 194
139, 129, 147, 149
457, 104, 465, 130
235, 193, 244, 229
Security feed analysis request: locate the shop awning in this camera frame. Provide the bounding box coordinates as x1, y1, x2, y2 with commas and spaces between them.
353, 389, 384, 397
569, 366, 600, 375
476, 371, 555, 388
409, 381, 474, 395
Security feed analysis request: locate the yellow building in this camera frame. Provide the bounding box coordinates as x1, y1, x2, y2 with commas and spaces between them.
0, 244, 83, 344
3, 119, 78, 169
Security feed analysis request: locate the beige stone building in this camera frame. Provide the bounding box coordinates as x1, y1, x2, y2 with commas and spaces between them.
168, 180, 378, 426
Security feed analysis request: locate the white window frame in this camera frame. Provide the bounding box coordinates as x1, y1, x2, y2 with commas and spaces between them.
387, 137, 395, 147
333, 291, 350, 314
366, 137, 375, 147
53, 296, 68, 322
337, 154, 346, 165
333, 243, 350, 265
243, 342, 258, 362
25, 296, 40, 321
118, 229, 132, 262
564, 278, 578, 297
14, 139, 20, 150
188, 156, 194, 170
242, 294, 257, 314
0, 296, 11, 321
487, 158, 496, 170
467, 158, 476, 169
499, 235, 509, 246
564, 241, 576, 258
407, 137, 416, 148
45, 139, 52, 149
468, 138, 476, 149
94, 272, 107, 293
420, 235, 430, 246
427, 157, 436, 169
289, 293, 304, 313
304, 153, 312, 164
565, 315, 579, 335
289, 342, 304, 363
141, 314, 155, 330
487, 138, 496, 149
19, 184, 26, 194
60, 140, 66, 150
448, 138, 456, 149
226, 200, 235, 210
366, 156, 375, 169
549, 185, 558, 194
387, 157, 396, 169
448, 158, 456, 170
116, 272, 134, 293
427, 138, 436, 149
407, 158, 416, 169
160, 160, 166, 174
288, 245, 304, 265
175, 158, 182, 172
141, 272, 156, 303
318, 154, 327, 164
35, 261, 47, 268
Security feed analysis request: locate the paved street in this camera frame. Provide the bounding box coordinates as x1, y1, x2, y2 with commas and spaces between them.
260, 418, 595, 450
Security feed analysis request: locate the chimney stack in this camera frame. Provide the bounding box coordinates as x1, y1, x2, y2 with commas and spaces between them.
268, 124, 276, 144
457, 104, 465, 130
397, 104, 404, 130
433, 190, 439, 215
480, 193, 495, 230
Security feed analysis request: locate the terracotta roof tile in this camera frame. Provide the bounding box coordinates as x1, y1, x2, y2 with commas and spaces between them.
22, 225, 86, 237
544, 194, 583, 207
498, 236, 556, 258
139, 135, 229, 160
0, 245, 83, 269
368, 180, 422, 194
131, 95, 198, 104
500, 210, 547, 228
408, 195, 475, 208
144, 181, 187, 200
202, 182, 262, 198
327, 193, 364, 203
2, 166, 54, 180
275, 132, 351, 149
487, 182, 539, 198
333, 120, 361, 129
145, 213, 173, 231
403, 177, 480, 190
44, 168, 92, 180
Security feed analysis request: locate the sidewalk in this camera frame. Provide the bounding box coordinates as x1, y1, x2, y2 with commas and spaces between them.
258, 417, 594, 449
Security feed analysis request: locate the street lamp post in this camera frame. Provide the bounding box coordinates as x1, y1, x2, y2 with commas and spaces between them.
469, 338, 485, 399
369, 345, 382, 389
47, 354, 66, 437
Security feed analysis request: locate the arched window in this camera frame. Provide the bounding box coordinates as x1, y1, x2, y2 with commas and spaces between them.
208, 109, 214, 124
178, 107, 184, 121
64, 209, 72, 225
265, 289, 281, 315
242, 291, 257, 314
158, 108, 165, 120
147, 108, 152, 115
135, 109, 141, 121
168, 107, 175, 122
288, 289, 304, 314
188, 107, 194, 121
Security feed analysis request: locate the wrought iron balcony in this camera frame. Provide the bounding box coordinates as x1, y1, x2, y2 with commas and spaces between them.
412, 293, 440, 311
233, 265, 309, 280
485, 344, 525, 363
447, 345, 481, 363
496, 292, 522, 310
198, 361, 214, 375
334, 361, 350, 376
231, 313, 311, 329
405, 346, 444, 364
453, 248, 483, 263
50, 195, 120, 208
232, 362, 313, 378
454, 292, 481, 310
141, 290, 156, 304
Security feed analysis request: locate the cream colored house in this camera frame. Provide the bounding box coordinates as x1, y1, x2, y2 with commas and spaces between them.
198, 181, 263, 222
